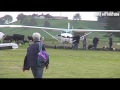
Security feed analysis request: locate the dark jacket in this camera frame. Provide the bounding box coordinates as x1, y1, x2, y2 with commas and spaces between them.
93, 37, 99, 45
23, 41, 45, 70
72, 35, 80, 44
109, 37, 113, 45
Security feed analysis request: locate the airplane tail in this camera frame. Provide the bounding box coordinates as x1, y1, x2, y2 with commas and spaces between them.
68, 23, 70, 29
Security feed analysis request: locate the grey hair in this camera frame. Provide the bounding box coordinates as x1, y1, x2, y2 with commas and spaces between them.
32, 32, 41, 41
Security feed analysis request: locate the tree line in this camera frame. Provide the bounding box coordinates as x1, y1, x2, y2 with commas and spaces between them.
0, 13, 81, 27
0, 15, 13, 24
0, 13, 51, 26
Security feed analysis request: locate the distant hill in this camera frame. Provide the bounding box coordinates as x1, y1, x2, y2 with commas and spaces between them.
11, 19, 105, 29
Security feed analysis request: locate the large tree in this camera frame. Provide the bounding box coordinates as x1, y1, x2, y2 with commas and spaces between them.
44, 14, 52, 19
105, 12, 120, 40
97, 12, 108, 23
73, 13, 81, 20
16, 13, 26, 23
2, 15, 13, 24
32, 14, 39, 18
0, 18, 5, 24
97, 16, 108, 23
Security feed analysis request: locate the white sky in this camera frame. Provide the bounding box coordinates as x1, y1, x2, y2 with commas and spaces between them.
0, 12, 99, 21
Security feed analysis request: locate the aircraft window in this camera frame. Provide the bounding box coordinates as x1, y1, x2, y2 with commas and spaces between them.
61, 31, 72, 34
62, 31, 66, 33
66, 31, 72, 34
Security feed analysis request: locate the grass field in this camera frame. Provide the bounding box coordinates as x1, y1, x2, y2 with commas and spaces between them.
0, 19, 120, 78
0, 45, 120, 78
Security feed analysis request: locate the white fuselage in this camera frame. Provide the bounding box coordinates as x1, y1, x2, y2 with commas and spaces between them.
61, 33, 73, 43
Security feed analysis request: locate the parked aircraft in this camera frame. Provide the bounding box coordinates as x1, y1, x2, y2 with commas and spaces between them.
0, 23, 120, 45
0, 23, 91, 44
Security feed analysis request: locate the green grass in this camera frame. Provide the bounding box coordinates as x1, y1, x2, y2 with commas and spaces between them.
0, 46, 120, 78
11, 19, 105, 29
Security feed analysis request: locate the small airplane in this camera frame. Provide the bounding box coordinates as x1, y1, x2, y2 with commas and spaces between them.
0, 23, 92, 44
0, 23, 120, 46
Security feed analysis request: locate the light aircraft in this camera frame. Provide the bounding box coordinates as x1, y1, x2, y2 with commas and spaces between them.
0, 23, 120, 47
0, 23, 92, 44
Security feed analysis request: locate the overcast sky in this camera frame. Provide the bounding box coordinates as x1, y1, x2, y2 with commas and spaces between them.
0, 12, 99, 21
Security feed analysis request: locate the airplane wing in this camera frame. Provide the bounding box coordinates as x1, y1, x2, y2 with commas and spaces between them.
0, 25, 120, 32
0, 25, 63, 31
0, 25, 63, 43
72, 29, 120, 32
